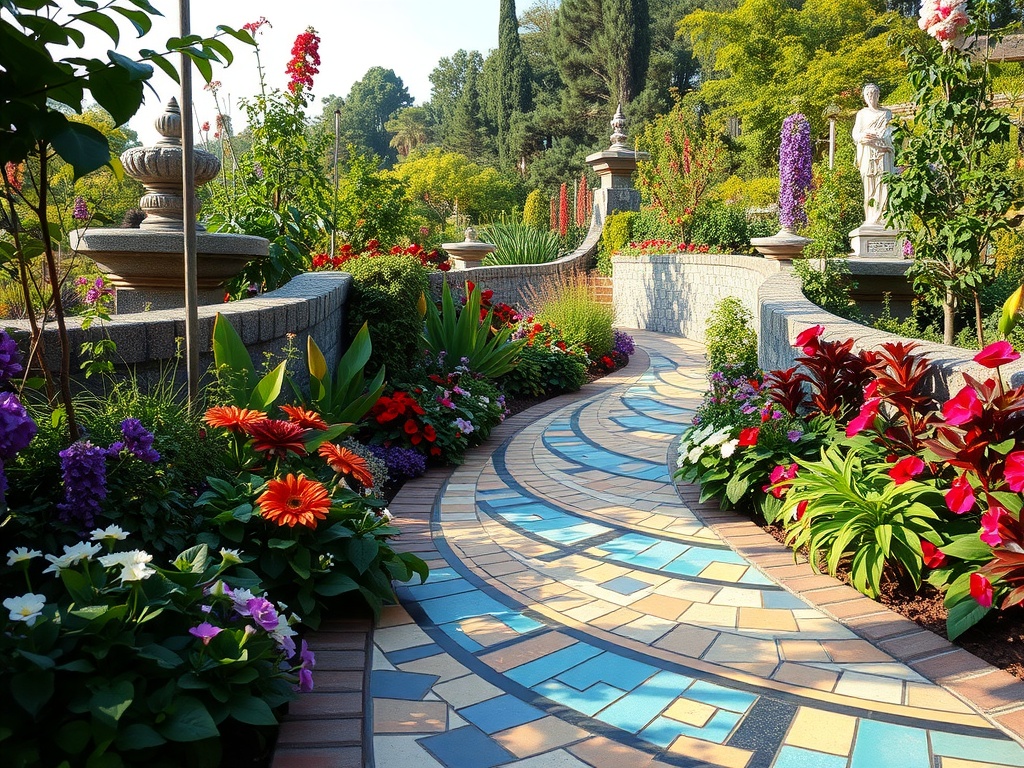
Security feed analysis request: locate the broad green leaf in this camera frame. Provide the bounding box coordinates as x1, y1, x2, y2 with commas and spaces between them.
11, 669, 53, 716
316, 571, 358, 597
116, 723, 166, 751
227, 695, 277, 726
107, 49, 152, 80
348, 536, 379, 574
248, 361, 286, 411
88, 64, 144, 125
941, 534, 991, 562
111, 6, 151, 36
174, 543, 209, 573
90, 680, 134, 727
307, 335, 327, 380
212, 314, 255, 407
159, 696, 218, 742
74, 10, 119, 42
946, 597, 991, 641
56, 720, 91, 755
50, 119, 111, 180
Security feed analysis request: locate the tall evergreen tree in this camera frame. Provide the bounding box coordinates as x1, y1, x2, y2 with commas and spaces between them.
600, 0, 650, 105
493, 0, 533, 169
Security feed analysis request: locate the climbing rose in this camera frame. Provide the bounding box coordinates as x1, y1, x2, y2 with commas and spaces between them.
919, 0, 970, 50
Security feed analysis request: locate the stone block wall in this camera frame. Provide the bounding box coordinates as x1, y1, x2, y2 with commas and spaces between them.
9, 272, 351, 394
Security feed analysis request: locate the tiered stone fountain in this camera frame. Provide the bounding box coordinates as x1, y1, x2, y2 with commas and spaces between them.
71, 98, 268, 313
441, 226, 496, 269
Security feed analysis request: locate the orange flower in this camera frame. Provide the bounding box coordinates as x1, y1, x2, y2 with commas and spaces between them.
280, 404, 328, 430
318, 443, 374, 487
257, 474, 331, 528
205, 406, 267, 433
245, 419, 308, 459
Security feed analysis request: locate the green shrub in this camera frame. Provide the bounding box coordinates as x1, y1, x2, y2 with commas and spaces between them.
522, 189, 549, 229
343, 255, 429, 379
481, 218, 562, 266
529, 274, 614, 359
632, 206, 682, 242
689, 201, 748, 252
704, 297, 758, 373
872, 296, 942, 342
715, 175, 779, 208
794, 258, 860, 320
501, 345, 588, 397
597, 211, 637, 275
802, 142, 862, 259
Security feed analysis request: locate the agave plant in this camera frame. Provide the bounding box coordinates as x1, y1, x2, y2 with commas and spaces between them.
481, 218, 563, 266
424, 281, 525, 379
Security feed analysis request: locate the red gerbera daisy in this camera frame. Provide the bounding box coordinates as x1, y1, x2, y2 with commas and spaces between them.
257, 474, 331, 528
204, 406, 267, 434
245, 419, 308, 459
280, 404, 328, 430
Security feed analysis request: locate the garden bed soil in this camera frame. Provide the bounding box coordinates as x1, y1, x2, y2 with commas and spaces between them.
762, 524, 1024, 681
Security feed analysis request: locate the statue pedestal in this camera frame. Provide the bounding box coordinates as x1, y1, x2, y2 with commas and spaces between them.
750, 228, 811, 261
849, 223, 902, 258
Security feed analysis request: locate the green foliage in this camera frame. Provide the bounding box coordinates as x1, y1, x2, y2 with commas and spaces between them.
887, 24, 1023, 345
794, 258, 860, 320
493, 0, 534, 169
871, 296, 943, 342
335, 151, 412, 251
297, 324, 386, 425
782, 442, 943, 599
0, 544, 302, 766
482, 217, 562, 265
705, 297, 758, 372
337, 67, 414, 168
500, 344, 589, 398
688, 201, 749, 252
424, 282, 525, 379
802, 141, 863, 259
597, 211, 637, 275
530, 274, 614, 358
716, 175, 780, 208
345, 255, 430, 378
212, 314, 286, 411
522, 189, 549, 228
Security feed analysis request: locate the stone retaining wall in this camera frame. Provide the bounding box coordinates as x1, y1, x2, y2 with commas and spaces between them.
613, 252, 1024, 398
10, 272, 351, 393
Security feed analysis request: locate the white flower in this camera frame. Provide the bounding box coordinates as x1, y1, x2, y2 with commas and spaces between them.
99, 550, 152, 569
118, 562, 156, 583
3, 593, 46, 626
686, 446, 703, 464
377, 507, 393, 523
43, 542, 102, 575
720, 439, 739, 458
7, 547, 42, 566
703, 429, 731, 449
90, 525, 129, 541
230, 587, 257, 616
219, 548, 242, 565
480, 396, 490, 404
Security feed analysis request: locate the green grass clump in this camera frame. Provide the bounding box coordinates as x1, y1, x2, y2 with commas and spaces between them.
482, 218, 562, 266
529, 274, 614, 359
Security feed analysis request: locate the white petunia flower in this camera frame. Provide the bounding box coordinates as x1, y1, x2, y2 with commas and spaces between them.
43, 542, 102, 575
703, 429, 731, 448
686, 446, 703, 464
720, 439, 739, 458
4, 592, 46, 626
90, 525, 129, 541
118, 562, 156, 583
99, 550, 152, 569
7, 547, 42, 566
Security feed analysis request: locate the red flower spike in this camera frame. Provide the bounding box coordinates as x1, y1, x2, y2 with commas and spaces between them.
973, 340, 1020, 368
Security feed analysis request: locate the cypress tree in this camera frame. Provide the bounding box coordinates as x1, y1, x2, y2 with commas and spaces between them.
600, 0, 650, 106
494, 0, 532, 169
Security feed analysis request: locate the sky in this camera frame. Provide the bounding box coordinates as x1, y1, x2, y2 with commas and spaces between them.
108, 1, 501, 143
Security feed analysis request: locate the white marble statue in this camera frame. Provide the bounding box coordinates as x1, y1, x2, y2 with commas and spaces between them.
852, 83, 894, 227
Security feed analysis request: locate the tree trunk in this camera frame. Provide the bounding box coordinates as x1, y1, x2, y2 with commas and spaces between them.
974, 290, 985, 349
943, 291, 956, 347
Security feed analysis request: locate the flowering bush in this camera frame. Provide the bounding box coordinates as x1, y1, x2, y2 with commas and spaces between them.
501, 319, 589, 398
1, 535, 309, 766
312, 240, 450, 272
778, 113, 813, 231
617, 239, 711, 257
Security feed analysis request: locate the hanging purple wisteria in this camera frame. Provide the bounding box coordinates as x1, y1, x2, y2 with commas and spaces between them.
778, 114, 812, 231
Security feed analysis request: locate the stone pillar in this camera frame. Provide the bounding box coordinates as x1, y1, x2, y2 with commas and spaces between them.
585, 104, 649, 218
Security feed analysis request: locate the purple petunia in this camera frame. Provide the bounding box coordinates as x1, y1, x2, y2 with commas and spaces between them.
296, 639, 316, 692
454, 417, 474, 435
246, 597, 279, 632
189, 622, 223, 645
0, 392, 36, 460
0, 331, 23, 384
107, 418, 160, 463
369, 445, 426, 482
57, 441, 107, 529
787, 430, 803, 442
612, 330, 635, 357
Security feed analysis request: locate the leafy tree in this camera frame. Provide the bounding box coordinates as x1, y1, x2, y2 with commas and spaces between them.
386, 107, 431, 159
428, 50, 485, 143
493, 0, 534, 169
337, 67, 414, 167
390, 148, 519, 225
336, 150, 411, 249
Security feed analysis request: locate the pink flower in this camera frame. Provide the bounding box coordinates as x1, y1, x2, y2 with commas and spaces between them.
942, 386, 982, 426
973, 340, 1020, 368
921, 540, 946, 569
794, 325, 824, 355
981, 507, 1004, 547
738, 427, 759, 447
970, 572, 993, 608
888, 456, 925, 485
1004, 451, 1024, 492
189, 622, 223, 646
945, 474, 975, 514
846, 398, 881, 437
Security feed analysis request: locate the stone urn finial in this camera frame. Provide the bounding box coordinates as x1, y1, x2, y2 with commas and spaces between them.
464, 226, 479, 242
119, 98, 221, 231
610, 103, 628, 148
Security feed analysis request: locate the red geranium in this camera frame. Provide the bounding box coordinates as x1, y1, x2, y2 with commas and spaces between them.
738, 427, 759, 447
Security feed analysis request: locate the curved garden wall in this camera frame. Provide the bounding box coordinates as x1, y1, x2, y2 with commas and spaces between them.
10, 271, 351, 392
613, 252, 1024, 398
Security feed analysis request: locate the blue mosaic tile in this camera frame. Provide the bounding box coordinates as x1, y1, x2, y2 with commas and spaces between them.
929, 730, 1024, 766
535, 679, 627, 716
682, 680, 757, 714
772, 746, 848, 768
493, 611, 545, 634
557, 652, 656, 691
370, 669, 439, 700
640, 709, 741, 748
602, 534, 659, 557
601, 575, 651, 595
417, 591, 508, 626
595, 671, 695, 734
404, 578, 476, 601
506, 642, 603, 687
418, 726, 516, 768
763, 591, 808, 610
627, 541, 690, 570
849, 720, 930, 768
386, 643, 444, 665
459, 694, 545, 734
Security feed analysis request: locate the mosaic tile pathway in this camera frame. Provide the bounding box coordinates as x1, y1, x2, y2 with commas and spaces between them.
371, 330, 1024, 768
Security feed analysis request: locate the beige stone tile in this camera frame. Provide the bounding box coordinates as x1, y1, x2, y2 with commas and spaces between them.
665, 734, 754, 768
700, 562, 750, 583
655, 624, 719, 658
564, 600, 620, 623
510, 750, 593, 768
630, 594, 692, 621
432, 675, 503, 709
784, 706, 857, 756
773, 662, 840, 692
738, 607, 800, 633
479, 632, 576, 673
377, 605, 415, 628
821, 639, 896, 663
905, 682, 974, 713
680, 602, 738, 628
524, 582, 574, 601
833, 671, 904, 704
492, 716, 591, 758
589, 607, 643, 631
779, 640, 831, 662
704, 634, 780, 665
614, 614, 675, 644
375, 623, 434, 653
373, 735, 446, 767
663, 697, 716, 727
398, 654, 469, 683
373, 698, 448, 734
458, 615, 519, 647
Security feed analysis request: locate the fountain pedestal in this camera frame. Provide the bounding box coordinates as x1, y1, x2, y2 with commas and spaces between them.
72, 98, 268, 313
441, 227, 496, 270
750, 227, 811, 261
